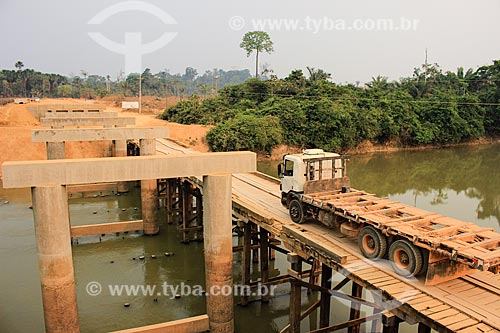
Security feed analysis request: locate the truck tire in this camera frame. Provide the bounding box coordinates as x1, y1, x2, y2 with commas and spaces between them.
358, 226, 387, 259
289, 199, 305, 224
389, 240, 423, 277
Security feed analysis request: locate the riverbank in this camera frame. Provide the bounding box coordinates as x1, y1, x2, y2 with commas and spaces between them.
257, 137, 500, 161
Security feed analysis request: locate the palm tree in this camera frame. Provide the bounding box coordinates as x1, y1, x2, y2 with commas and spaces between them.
15, 61, 24, 72
306, 67, 331, 82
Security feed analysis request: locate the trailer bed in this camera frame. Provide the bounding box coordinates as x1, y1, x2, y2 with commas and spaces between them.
302, 189, 500, 272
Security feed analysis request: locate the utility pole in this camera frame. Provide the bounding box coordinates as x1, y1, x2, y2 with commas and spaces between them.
139, 72, 142, 114
165, 69, 169, 109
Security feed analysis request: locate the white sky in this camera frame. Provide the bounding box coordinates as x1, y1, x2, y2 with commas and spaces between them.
1, 0, 499, 83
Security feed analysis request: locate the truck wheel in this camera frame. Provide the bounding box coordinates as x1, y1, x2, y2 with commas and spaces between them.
289, 199, 305, 224
358, 226, 387, 259
389, 240, 423, 277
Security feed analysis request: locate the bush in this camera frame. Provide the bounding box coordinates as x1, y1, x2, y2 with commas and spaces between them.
207, 114, 282, 153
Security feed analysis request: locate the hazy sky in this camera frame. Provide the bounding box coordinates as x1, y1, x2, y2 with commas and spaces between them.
1, 0, 499, 83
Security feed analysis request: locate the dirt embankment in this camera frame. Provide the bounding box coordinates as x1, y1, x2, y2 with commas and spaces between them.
0, 98, 211, 178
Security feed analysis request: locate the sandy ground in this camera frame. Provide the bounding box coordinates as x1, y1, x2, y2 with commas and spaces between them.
0, 98, 211, 178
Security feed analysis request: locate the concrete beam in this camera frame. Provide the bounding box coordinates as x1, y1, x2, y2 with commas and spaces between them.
70, 220, 143, 237
2, 152, 256, 188
32, 127, 169, 142
110, 315, 209, 333
44, 111, 118, 118
40, 117, 135, 127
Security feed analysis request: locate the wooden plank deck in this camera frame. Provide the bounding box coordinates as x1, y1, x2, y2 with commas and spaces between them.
231, 173, 500, 333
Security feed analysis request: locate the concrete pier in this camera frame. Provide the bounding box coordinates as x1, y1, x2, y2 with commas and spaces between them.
46, 142, 65, 160
114, 140, 129, 192
32, 185, 79, 333
140, 139, 159, 235
203, 174, 234, 333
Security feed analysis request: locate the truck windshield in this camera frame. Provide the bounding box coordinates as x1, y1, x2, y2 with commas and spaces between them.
284, 160, 294, 176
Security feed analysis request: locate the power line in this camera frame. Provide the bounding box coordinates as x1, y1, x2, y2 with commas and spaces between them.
220, 90, 500, 107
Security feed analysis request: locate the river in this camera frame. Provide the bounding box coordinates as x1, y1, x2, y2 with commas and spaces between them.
0, 143, 499, 332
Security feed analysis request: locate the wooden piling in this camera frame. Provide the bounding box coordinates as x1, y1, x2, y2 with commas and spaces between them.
260, 227, 270, 302
288, 253, 302, 333
319, 264, 332, 328
348, 282, 363, 333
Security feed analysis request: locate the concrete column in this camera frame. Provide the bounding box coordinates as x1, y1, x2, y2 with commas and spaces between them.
32, 185, 79, 333
46, 142, 65, 160
140, 139, 159, 235
114, 140, 129, 193
203, 174, 234, 333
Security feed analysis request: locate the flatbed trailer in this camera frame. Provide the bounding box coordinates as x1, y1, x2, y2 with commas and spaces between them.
279, 149, 500, 285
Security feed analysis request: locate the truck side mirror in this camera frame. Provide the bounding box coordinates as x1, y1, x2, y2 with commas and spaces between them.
277, 163, 283, 177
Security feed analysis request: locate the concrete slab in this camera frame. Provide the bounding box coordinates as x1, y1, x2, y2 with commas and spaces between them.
2, 152, 256, 188
44, 111, 118, 118
32, 127, 169, 142
28, 104, 106, 120
40, 117, 136, 127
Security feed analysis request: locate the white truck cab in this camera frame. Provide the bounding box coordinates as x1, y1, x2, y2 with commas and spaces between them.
278, 149, 350, 223
279, 149, 346, 194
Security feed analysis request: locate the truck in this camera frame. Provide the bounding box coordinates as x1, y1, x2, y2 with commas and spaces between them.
278, 149, 500, 285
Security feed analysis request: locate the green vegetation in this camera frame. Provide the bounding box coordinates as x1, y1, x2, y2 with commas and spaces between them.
0, 63, 251, 99
160, 61, 500, 153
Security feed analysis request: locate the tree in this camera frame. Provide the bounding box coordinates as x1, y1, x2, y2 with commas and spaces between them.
306, 67, 331, 82
240, 31, 274, 78
15, 61, 24, 72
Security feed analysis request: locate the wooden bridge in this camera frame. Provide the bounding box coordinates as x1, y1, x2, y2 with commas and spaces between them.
157, 139, 500, 333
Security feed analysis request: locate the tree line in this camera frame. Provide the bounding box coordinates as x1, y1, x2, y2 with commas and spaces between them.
161, 60, 500, 152
0, 62, 251, 99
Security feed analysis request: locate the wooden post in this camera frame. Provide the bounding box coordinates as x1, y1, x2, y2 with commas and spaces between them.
418, 323, 431, 333
288, 253, 302, 333
181, 180, 190, 243
241, 222, 251, 306
252, 223, 259, 263
308, 259, 320, 294
269, 234, 276, 260
383, 317, 401, 333
195, 189, 203, 240
348, 282, 363, 333
319, 264, 332, 328
260, 227, 270, 302
166, 179, 175, 224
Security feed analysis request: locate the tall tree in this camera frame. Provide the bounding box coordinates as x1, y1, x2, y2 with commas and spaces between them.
15, 61, 24, 72
240, 31, 274, 78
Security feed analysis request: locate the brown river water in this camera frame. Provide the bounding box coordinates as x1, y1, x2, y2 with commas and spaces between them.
0, 143, 499, 332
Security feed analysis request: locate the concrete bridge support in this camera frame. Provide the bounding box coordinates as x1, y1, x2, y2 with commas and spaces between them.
140, 138, 159, 235
46, 142, 65, 160
114, 140, 129, 193
32, 185, 79, 333
203, 174, 234, 333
